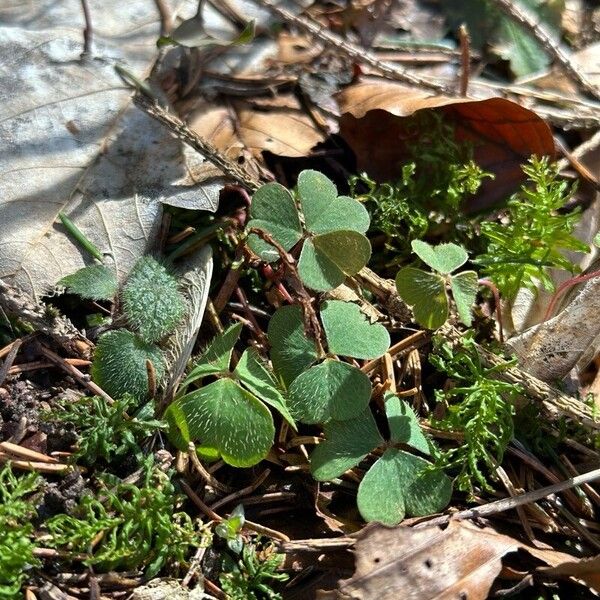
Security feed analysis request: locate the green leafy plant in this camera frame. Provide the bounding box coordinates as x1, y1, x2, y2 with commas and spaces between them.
215, 504, 245, 554
311, 392, 452, 525
165, 323, 295, 467
60, 255, 186, 401
268, 301, 389, 423
396, 240, 479, 329
219, 540, 288, 600
0, 466, 41, 600
47, 394, 163, 465
45, 465, 207, 577
158, 17, 254, 48
430, 334, 520, 493
475, 156, 588, 302
247, 170, 371, 291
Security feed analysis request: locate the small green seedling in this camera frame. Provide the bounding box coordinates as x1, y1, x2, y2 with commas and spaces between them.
47, 394, 163, 466
165, 323, 295, 468
0, 466, 41, 600
215, 504, 245, 554
158, 17, 254, 48
268, 301, 389, 423
59, 264, 118, 301
396, 240, 478, 329
247, 170, 371, 291
311, 393, 452, 525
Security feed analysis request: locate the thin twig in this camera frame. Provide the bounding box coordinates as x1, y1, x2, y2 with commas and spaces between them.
491, 0, 600, 100
416, 465, 600, 528
0, 442, 59, 464
80, 0, 93, 57
0, 338, 22, 386
154, 0, 173, 36
457, 24, 470, 97
251, 0, 448, 94
209, 469, 270, 511
187, 442, 234, 493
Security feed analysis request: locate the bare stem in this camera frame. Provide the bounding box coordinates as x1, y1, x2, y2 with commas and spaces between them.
80, 0, 93, 57
458, 24, 470, 97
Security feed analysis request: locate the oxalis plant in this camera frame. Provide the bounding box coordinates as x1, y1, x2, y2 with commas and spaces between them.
59, 254, 186, 400
247, 169, 371, 291
311, 392, 452, 526
396, 240, 479, 329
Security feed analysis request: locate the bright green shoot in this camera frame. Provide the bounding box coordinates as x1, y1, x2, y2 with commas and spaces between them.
310, 393, 452, 525
165, 323, 295, 468
247, 170, 371, 291
396, 240, 478, 329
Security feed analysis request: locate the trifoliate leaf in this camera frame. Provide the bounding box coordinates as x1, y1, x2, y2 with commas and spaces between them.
310, 408, 383, 481
411, 240, 468, 274
234, 348, 296, 429
91, 330, 164, 401
357, 448, 452, 525
247, 182, 302, 262
298, 231, 371, 291
320, 300, 390, 359
58, 264, 118, 301
395, 267, 448, 329
165, 378, 274, 468
121, 256, 185, 343
288, 359, 371, 424
267, 305, 318, 386
384, 393, 430, 454
297, 170, 370, 235
450, 270, 479, 327
181, 323, 242, 389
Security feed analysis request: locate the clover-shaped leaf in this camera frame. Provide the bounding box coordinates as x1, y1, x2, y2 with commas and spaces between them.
411, 240, 468, 274
310, 393, 452, 525
59, 264, 118, 301
288, 359, 371, 424
396, 241, 478, 329
320, 300, 390, 359
247, 183, 303, 262
248, 171, 371, 292
267, 305, 319, 387
165, 378, 274, 468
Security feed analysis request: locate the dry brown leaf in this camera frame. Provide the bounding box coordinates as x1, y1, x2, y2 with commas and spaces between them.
538, 554, 600, 593
323, 520, 579, 600
337, 82, 554, 209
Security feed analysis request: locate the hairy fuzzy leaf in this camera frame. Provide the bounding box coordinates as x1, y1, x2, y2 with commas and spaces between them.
58, 264, 118, 301
247, 182, 302, 262
165, 378, 274, 468
320, 300, 390, 359
450, 270, 479, 326
121, 256, 185, 343
310, 409, 383, 481
91, 330, 164, 401
396, 267, 448, 329
268, 305, 318, 386
357, 448, 452, 525
384, 393, 430, 454
235, 348, 296, 428
288, 359, 371, 424
411, 240, 468, 274
181, 323, 242, 389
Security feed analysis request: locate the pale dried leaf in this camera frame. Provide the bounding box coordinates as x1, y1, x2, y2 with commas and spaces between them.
0, 0, 224, 299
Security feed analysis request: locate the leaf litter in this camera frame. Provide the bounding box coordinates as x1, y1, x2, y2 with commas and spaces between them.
1, 0, 600, 599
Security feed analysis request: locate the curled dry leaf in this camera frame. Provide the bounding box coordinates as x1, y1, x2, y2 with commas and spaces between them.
321, 520, 582, 600
336, 82, 554, 210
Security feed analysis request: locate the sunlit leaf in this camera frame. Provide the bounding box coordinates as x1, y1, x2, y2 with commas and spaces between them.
180, 323, 242, 389
320, 300, 390, 359
267, 305, 318, 386
384, 393, 430, 454
411, 240, 468, 274
165, 378, 274, 468
59, 264, 117, 301
91, 330, 164, 401
288, 359, 371, 424
396, 267, 448, 329
247, 182, 302, 262
450, 270, 479, 326
310, 409, 383, 481
235, 348, 296, 428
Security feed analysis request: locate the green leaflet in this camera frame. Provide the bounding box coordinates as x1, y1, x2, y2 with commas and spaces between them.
411, 240, 468, 274
396, 267, 448, 330
59, 264, 117, 301
450, 270, 479, 327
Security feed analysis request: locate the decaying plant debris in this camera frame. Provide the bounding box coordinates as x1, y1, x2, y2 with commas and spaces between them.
2, 0, 600, 598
